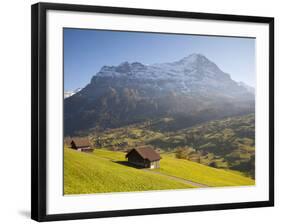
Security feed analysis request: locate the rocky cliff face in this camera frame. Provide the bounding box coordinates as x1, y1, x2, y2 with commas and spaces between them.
64, 54, 255, 135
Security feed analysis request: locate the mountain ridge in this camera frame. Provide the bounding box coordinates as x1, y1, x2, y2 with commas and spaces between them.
64, 53, 255, 135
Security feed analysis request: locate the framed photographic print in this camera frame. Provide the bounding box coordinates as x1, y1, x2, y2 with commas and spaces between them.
31, 2, 274, 222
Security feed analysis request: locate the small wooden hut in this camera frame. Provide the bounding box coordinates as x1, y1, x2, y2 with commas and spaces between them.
125, 147, 161, 169
71, 138, 93, 152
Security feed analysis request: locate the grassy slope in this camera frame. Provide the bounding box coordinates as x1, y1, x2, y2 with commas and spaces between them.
64, 149, 254, 194
159, 155, 255, 187
64, 148, 194, 194
96, 150, 254, 187
64, 148, 254, 194
89, 114, 255, 177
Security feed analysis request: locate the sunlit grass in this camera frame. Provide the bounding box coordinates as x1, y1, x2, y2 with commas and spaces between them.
64, 148, 255, 195
64, 148, 195, 195
158, 154, 255, 187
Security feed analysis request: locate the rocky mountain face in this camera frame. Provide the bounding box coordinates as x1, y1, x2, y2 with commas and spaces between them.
64, 88, 82, 99
64, 54, 255, 135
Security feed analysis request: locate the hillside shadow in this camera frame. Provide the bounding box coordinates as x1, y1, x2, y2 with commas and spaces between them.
114, 161, 143, 169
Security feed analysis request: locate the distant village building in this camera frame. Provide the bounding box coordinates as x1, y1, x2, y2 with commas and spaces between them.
71, 138, 93, 152
125, 147, 161, 169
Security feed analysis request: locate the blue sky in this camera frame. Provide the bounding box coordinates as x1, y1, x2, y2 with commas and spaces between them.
64, 28, 255, 91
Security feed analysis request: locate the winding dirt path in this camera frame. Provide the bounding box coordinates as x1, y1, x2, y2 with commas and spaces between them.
144, 169, 209, 188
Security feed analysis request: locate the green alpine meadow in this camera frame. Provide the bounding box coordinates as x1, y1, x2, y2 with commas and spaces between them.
64, 147, 254, 194
64, 113, 255, 194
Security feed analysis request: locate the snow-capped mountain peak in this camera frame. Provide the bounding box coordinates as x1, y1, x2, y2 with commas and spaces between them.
64, 88, 82, 99
96, 53, 226, 81
90, 53, 253, 98
180, 53, 208, 63
65, 53, 255, 135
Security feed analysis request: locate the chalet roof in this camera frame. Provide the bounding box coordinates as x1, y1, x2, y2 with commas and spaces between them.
71, 138, 90, 147
126, 147, 161, 162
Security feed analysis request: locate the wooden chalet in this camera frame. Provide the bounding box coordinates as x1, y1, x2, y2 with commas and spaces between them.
125, 147, 161, 169
71, 138, 93, 152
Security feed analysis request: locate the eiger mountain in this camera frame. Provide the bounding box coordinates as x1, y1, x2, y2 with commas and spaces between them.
64, 54, 255, 135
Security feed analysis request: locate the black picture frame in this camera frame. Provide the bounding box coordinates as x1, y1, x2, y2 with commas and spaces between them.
31, 2, 274, 222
